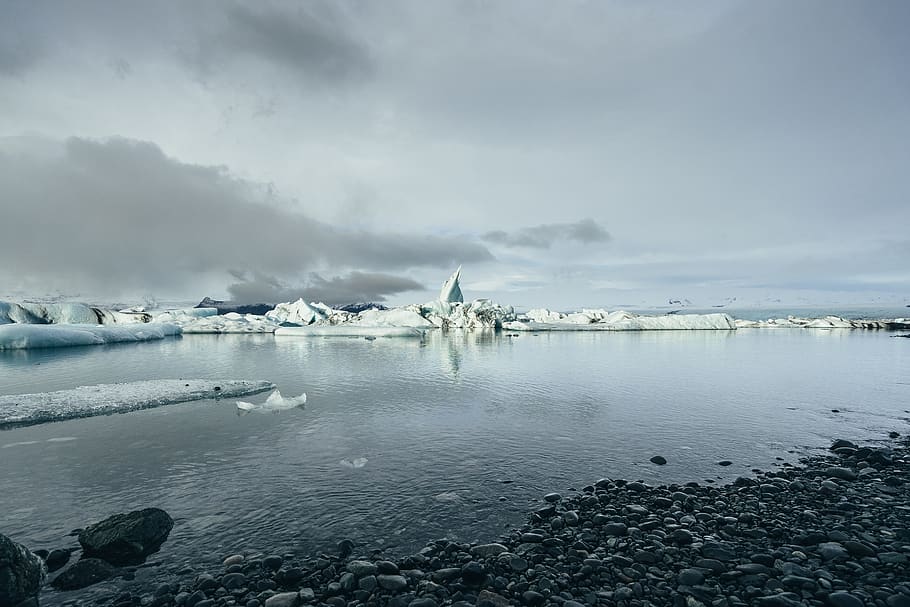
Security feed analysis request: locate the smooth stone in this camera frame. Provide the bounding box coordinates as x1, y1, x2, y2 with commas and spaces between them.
45, 548, 71, 573
717, 460, 733, 466
377, 574, 408, 591
701, 542, 737, 562
827, 592, 865, 607
825, 467, 858, 481
262, 556, 283, 571
677, 569, 705, 586
818, 542, 848, 561
543, 493, 561, 503
470, 544, 508, 558
461, 562, 486, 585
223, 555, 244, 567
222, 573, 247, 590
409, 599, 438, 607
78, 508, 174, 565
603, 523, 628, 537
264, 592, 300, 607
347, 560, 378, 578
650, 456, 667, 465
521, 591, 546, 606
358, 575, 377, 592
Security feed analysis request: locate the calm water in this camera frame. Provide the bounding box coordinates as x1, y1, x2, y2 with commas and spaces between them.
0, 329, 908, 603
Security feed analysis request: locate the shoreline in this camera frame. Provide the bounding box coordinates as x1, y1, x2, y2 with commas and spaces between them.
32, 434, 910, 607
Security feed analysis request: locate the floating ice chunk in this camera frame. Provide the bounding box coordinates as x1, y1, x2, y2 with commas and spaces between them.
0, 301, 151, 325
438, 266, 464, 303
275, 325, 425, 338
0, 379, 275, 429
236, 389, 307, 414
340, 457, 368, 469
355, 307, 435, 328
0, 323, 181, 350
266, 299, 329, 326
504, 312, 736, 331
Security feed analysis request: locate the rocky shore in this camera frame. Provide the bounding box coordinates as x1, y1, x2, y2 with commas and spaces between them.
4, 436, 909, 607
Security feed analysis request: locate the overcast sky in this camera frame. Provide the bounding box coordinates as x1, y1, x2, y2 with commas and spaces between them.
1, 0, 908, 309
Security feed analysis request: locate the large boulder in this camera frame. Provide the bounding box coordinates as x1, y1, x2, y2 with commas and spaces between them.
78, 508, 174, 565
0, 534, 46, 606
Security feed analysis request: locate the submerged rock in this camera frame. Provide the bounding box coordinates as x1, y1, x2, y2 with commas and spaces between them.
50, 558, 116, 590
0, 534, 46, 606
78, 508, 174, 565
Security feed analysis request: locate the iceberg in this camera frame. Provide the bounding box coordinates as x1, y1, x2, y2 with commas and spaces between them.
438, 266, 464, 304
0, 323, 181, 350
734, 316, 910, 330
0, 301, 151, 325
265, 299, 332, 326
503, 311, 737, 331
236, 389, 307, 414
0, 379, 275, 429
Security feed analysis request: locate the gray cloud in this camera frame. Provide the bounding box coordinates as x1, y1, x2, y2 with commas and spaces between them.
482, 219, 610, 249
227, 271, 423, 305
190, 2, 372, 85
0, 136, 491, 298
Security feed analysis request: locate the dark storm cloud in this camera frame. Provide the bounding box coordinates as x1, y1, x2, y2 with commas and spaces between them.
190, 2, 372, 84
226, 271, 423, 305
0, 136, 492, 295
482, 219, 610, 249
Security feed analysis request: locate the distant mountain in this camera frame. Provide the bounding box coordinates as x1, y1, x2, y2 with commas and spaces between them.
336, 302, 389, 313
195, 297, 274, 316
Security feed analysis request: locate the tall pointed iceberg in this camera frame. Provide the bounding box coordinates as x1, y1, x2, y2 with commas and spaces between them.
438, 266, 464, 303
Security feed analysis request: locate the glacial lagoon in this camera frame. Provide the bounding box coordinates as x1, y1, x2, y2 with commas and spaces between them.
0, 327, 908, 603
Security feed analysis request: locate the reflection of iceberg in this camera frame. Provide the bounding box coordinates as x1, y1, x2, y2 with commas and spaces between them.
275, 325, 425, 338
236, 389, 307, 414
0, 379, 275, 429
0, 323, 180, 350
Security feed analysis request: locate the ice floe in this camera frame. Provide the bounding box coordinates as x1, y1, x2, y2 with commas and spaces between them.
0, 379, 275, 429
734, 315, 910, 330
503, 310, 737, 331
0, 323, 181, 350
0, 301, 150, 325
275, 325, 426, 338
236, 389, 307, 414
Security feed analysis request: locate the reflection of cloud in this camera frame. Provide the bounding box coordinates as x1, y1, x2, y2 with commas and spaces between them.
482, 219, 610, 249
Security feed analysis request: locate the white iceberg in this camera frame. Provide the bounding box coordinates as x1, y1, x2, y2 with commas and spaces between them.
0, 301, 151, 325
265, 299, 332, 326
0, 323, 181, 350
503, 311, 737, 331
0, 379, 275, 429
734, 315, 910, 330
438, 266, 464, 304
236, 389, 307, 414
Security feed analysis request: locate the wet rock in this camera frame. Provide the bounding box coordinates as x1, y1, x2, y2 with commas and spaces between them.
45, 548, 71, 573
377, 574, 408, 591
825, 467, 858, 481
263, 592, 300, 607
51, 558, 116, 590
650, 455, 667, 465
78, 508, 174, 565
0, 534, 46, 606
827, 592, 865, 607
470, 544, 507, 558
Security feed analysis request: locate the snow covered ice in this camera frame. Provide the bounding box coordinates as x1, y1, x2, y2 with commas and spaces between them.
0, 379, 275, 429
0, 323, 180, 350
236, 389, 307, 415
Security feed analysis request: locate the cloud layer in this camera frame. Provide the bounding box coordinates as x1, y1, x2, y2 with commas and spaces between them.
482, 219, 610, 249
0, 136, 491, 299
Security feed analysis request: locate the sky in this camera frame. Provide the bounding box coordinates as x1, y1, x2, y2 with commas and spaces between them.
1, 0, 908, 310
